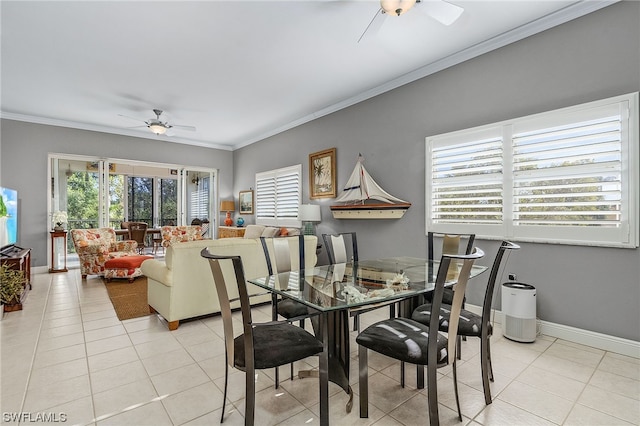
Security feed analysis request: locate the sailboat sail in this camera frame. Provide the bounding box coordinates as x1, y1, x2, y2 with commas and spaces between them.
331, 155, 410, 219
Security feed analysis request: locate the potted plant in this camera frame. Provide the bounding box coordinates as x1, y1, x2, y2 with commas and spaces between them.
0, 263, 26, 313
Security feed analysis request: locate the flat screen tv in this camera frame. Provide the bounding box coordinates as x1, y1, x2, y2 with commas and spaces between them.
0, 187, 18, 248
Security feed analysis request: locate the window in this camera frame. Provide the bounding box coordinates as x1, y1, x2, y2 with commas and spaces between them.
426, 93, 638, 248
255, 164, 302, 227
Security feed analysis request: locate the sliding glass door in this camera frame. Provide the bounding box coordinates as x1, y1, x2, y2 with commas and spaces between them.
49, 155, 217, 266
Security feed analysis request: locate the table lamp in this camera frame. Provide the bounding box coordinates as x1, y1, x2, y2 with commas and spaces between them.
220, 200, 235, 226
298, 204, 321, 235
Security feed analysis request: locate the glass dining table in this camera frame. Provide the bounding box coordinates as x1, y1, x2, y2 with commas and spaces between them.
248, 256, 487, 426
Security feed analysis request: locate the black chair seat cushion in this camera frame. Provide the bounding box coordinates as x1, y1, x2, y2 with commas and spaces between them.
411, 303, 491, 337
356, 318, 448, 365
277, 297, 311, 319
234, 322, 323, 370
424, 288, 457, 305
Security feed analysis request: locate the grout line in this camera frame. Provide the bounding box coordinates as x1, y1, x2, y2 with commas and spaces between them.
18, 273, 55, 415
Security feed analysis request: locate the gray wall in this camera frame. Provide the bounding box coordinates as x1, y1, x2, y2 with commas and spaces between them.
233, 2, 640, 341
0, 121, 234, 268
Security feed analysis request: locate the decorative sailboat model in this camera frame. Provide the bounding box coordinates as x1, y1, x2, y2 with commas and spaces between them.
330, 154, 411, 219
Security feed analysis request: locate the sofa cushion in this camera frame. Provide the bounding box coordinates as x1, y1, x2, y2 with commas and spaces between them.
243, 224, 265, 239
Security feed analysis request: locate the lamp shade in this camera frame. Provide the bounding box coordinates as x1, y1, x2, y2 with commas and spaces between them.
220, 200, 235, 212
380, 0, 417, 16
298, 204, 321, 222
149, 123, 167, 135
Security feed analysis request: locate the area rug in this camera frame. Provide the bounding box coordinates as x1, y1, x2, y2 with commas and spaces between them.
104, 277, 151, 321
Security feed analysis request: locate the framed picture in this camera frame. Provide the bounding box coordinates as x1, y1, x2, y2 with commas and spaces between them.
239, 190, 254, 214
309, 148, 337, 199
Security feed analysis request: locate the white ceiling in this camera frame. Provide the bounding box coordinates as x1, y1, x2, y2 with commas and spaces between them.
1, 1, 615, 151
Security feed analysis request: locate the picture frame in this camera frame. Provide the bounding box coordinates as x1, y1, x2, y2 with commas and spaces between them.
239, 190, 254, 214
309, 147, 337, 199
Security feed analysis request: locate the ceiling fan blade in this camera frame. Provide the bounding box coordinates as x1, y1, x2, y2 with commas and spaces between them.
172, 124, 196, 132
117, 113, 146, 123
419, 0, 463, 26
358, 7, 387, 43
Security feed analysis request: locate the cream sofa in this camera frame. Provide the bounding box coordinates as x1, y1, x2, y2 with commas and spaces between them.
140, 236, 318, 330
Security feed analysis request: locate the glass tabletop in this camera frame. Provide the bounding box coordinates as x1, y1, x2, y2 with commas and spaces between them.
248, 256, 487, 313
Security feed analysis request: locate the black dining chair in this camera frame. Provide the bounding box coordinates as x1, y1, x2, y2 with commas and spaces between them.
356, 248, 484, 425
200, 249, 324, 425
321, 232, 364, 330
426, 232, 475, 357
412, 240, 520, 405
260, 235, 318, 386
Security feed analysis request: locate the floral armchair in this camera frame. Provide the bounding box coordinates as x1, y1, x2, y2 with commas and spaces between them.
71, 228, 138, 279
161, 225, 204, 248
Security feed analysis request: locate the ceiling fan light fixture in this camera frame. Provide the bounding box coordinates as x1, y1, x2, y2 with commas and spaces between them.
380, 0, 417, 16
149, 123, 167, 135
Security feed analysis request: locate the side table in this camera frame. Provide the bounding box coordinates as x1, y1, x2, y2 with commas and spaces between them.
49, 230, 68, 273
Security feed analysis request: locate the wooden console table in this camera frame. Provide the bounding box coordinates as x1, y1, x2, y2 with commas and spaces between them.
218, 226, 246, 238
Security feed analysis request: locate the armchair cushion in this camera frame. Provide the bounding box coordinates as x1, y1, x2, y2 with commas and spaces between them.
161, 225, 204, 248
71, 228, 138, 278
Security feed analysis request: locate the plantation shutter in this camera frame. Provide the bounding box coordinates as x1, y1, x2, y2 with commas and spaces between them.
255, 164, 301, 227
512, 106, 623, 228
427, 126, 505, 236
426, 93, 637, 247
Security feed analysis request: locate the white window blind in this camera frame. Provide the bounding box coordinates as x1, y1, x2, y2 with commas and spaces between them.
255, 164, 301, 227
426, 93, 638, 248
190, 177, 209, 221
430, 133, 504, 225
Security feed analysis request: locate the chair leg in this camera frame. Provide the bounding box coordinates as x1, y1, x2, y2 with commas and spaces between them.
221, 354, 229, 423
452, 359, 462, 421
272, 295, 280, 389
481, 335, 492, 405
457, 335, 462, 360
353, 314, 359, 331
427, 362, 439, 426
246, 365, 256, 426
487, 336, 494, 382
416, 364, 425, 389
358, 345, 369, 418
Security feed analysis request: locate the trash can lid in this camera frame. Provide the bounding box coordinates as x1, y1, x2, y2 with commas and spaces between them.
503, 282, 535, 290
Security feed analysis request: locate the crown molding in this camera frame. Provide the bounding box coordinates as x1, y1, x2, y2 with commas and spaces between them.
0, 111, 234, 152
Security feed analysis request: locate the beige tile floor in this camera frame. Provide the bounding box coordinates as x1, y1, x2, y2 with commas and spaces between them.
1, 270, 638, 426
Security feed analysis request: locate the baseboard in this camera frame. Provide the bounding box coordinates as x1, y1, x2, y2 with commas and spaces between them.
466, 304, 640, 359
33, 266, 49, 274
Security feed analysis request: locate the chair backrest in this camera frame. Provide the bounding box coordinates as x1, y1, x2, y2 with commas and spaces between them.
200, 250, 254, 371
161, 225, 204, 247
322, 232, 358, 264
70, 228, 117, 250
128, 222, 148, 246
260, 235, 305, 275
431, 247, 484, 366
481, 241, 520, 324
427, 232, 475, 280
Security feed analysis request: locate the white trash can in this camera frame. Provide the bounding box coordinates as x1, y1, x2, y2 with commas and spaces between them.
501, 282, 537, 342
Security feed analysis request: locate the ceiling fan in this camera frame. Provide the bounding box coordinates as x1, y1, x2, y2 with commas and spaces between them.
359, 0, 464, 43
118, 109, 196, 135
